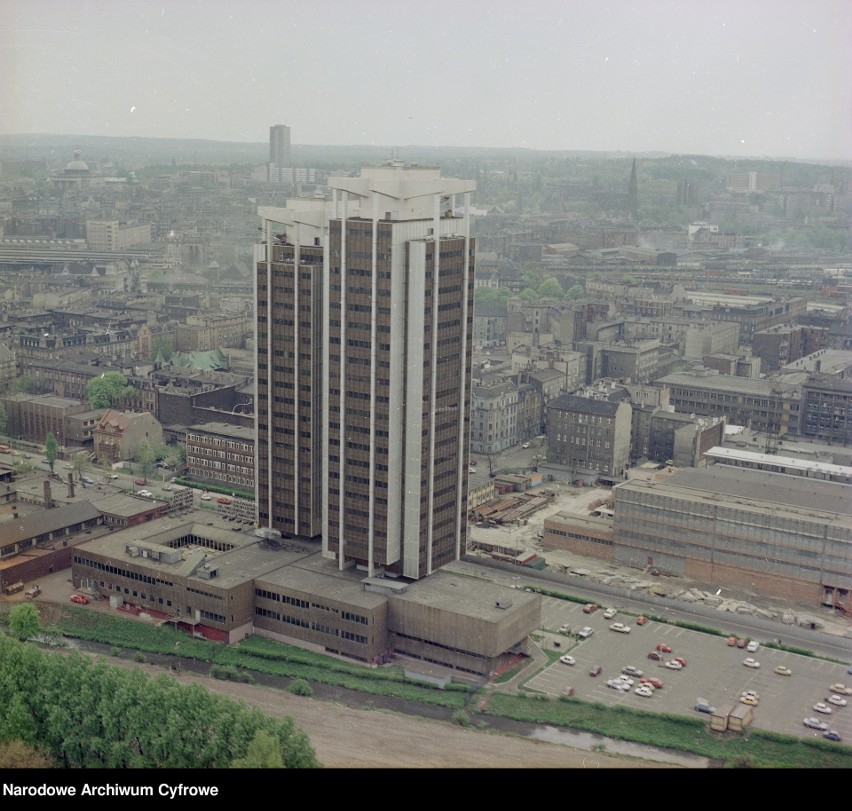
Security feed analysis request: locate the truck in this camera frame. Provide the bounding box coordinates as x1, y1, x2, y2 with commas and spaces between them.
3, 581, 24, 596
709, 705, 735, 732
728, 702, 754, 732
24, 585, 41, 599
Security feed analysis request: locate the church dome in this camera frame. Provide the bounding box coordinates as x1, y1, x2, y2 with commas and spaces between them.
65, 149, 89, 172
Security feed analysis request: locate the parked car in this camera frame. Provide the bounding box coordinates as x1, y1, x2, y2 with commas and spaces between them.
577, 626, 594, 639
695, 699, 716, 714
813, 702, 833, 715
217, 497, 232, 505
134, 478, 145, 486
741, 690, 759, 700
740, 694, 759, 706
137, 490, 153, 498
726, 635, 738, 646
582, 603, 598, 614
162, 484, 174, 491
746, 640, 760, 653
589, 664, 602, 677
609, 622, 631, 634
109, 474, 119, 480
829, 683, 852, 696
827, 694, 847, 707
673, 656, 687, 667
736, 638, 748, 648
640, 677, 664, 689
656, 643, 672, 653
81, 475, 94, 484
824, 730, 843, 742
622, 666, 643, 678
743, 658, 760, 668
774, 665, 793, 676
561, 686, 576, 698
69, 593, 89, 605
647, 651, 661, 661
803, 717, 829, 731
606, 679, 629, 692
634, 686, 654, 698
664, 660, 683, 670
521, 442, 530, 449
200, 493, 212, 501
635, 615, 648, 626
559, 655, 576, 666
602, 608, 617, 619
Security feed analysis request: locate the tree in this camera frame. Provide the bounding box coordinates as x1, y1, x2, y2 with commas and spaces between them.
44, 432, 59, 472
230, 730, 284, 768
536, 278, 564, 301
71, 451, 89, 481
13, 375, 40, 395
135, 439, 156, 484
163, 443, 186, 473
9, 603, 40, 640
87, 372, 131, 409
151, 334, 174, 362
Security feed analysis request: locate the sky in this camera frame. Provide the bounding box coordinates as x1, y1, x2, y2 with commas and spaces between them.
3, 0, 852, 161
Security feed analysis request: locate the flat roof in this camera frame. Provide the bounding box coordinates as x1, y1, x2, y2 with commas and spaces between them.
705, 446, 852, 477
616, 465, 852, 520
391, 569, 539, 622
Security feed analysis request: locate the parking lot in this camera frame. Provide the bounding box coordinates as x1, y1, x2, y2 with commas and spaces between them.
528, 595, 852, 744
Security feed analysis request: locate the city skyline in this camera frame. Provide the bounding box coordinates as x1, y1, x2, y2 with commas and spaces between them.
3, 0, 852, 162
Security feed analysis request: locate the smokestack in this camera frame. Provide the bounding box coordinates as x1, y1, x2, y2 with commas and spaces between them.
43, 480, 53, 509
67, 472, 75, 498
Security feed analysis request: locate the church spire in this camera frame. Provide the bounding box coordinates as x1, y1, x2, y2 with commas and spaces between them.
628, 157, 639, 221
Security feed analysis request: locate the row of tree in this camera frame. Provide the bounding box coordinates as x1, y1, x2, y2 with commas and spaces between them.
0, 631, 320, 769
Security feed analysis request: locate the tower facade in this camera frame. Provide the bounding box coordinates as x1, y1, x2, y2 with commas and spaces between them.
269, 124, 291, 169
256, 162, 476, 580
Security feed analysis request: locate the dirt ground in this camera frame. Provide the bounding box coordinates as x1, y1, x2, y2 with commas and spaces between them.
95, 654, 678, 770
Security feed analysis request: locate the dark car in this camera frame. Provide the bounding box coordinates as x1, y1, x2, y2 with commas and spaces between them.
824, 730, 842, 742
647, 651, 661, 661
589, 665, 603, 677
694, 699, 715, 714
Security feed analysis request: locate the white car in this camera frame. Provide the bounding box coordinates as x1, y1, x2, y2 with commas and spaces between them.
609, 622, 631, 634
577, 626, 594, 639
558, 624, 571, 634
746, 640, 760, 653
741, 690, 760, 701
162, 484, 174, 491
664, 660, 683, 670
622, 666, 644, 678
521, 442, 530, 449
827, 694, 848, 707
606, 679, 629, 692
137, 490, 153, 498
200, 493, 212, 501
634, 685, 654, 698
743, 658, 760, 668
559, 655, 576, 666
813, 702, 833, 715
803, 717, 829, 731
602, 608, 617, 619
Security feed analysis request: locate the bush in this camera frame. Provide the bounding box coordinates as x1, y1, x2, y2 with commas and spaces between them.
288, 678, 314, 697
111, 647, 122, 657
132, 651, 146, 663
451, 709, 471, 727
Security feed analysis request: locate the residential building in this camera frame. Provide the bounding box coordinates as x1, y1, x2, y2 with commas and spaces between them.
186, 422, 255, 492
753, 324, 828, 372
92, 409, 163, 464
546, 391, 632, 481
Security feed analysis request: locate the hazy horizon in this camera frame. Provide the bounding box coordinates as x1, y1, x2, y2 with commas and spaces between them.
4, 0, 851, 163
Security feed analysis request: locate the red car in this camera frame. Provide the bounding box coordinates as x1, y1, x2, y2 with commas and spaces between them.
673, 656, 687, 667
636, 615, 648, 626
217, 497, 232, 505
736, 638, 748, 648
727, 636, 738, 646
640, 677, 664, 689
135, 478, 145, 486
582, 604, 598, 614
656, 643, 672, 653
647, 651, 661, 661
70, 593, 89, 605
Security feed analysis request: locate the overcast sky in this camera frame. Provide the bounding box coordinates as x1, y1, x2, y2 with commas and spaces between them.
3, 0, 851, 160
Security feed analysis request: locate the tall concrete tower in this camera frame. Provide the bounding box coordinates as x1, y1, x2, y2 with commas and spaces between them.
255, 161, 477, 580
269, 124, 291, 169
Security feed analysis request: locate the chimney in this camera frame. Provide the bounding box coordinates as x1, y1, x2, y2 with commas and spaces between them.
67, 472, 75, 498
43, 480, 53, 509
